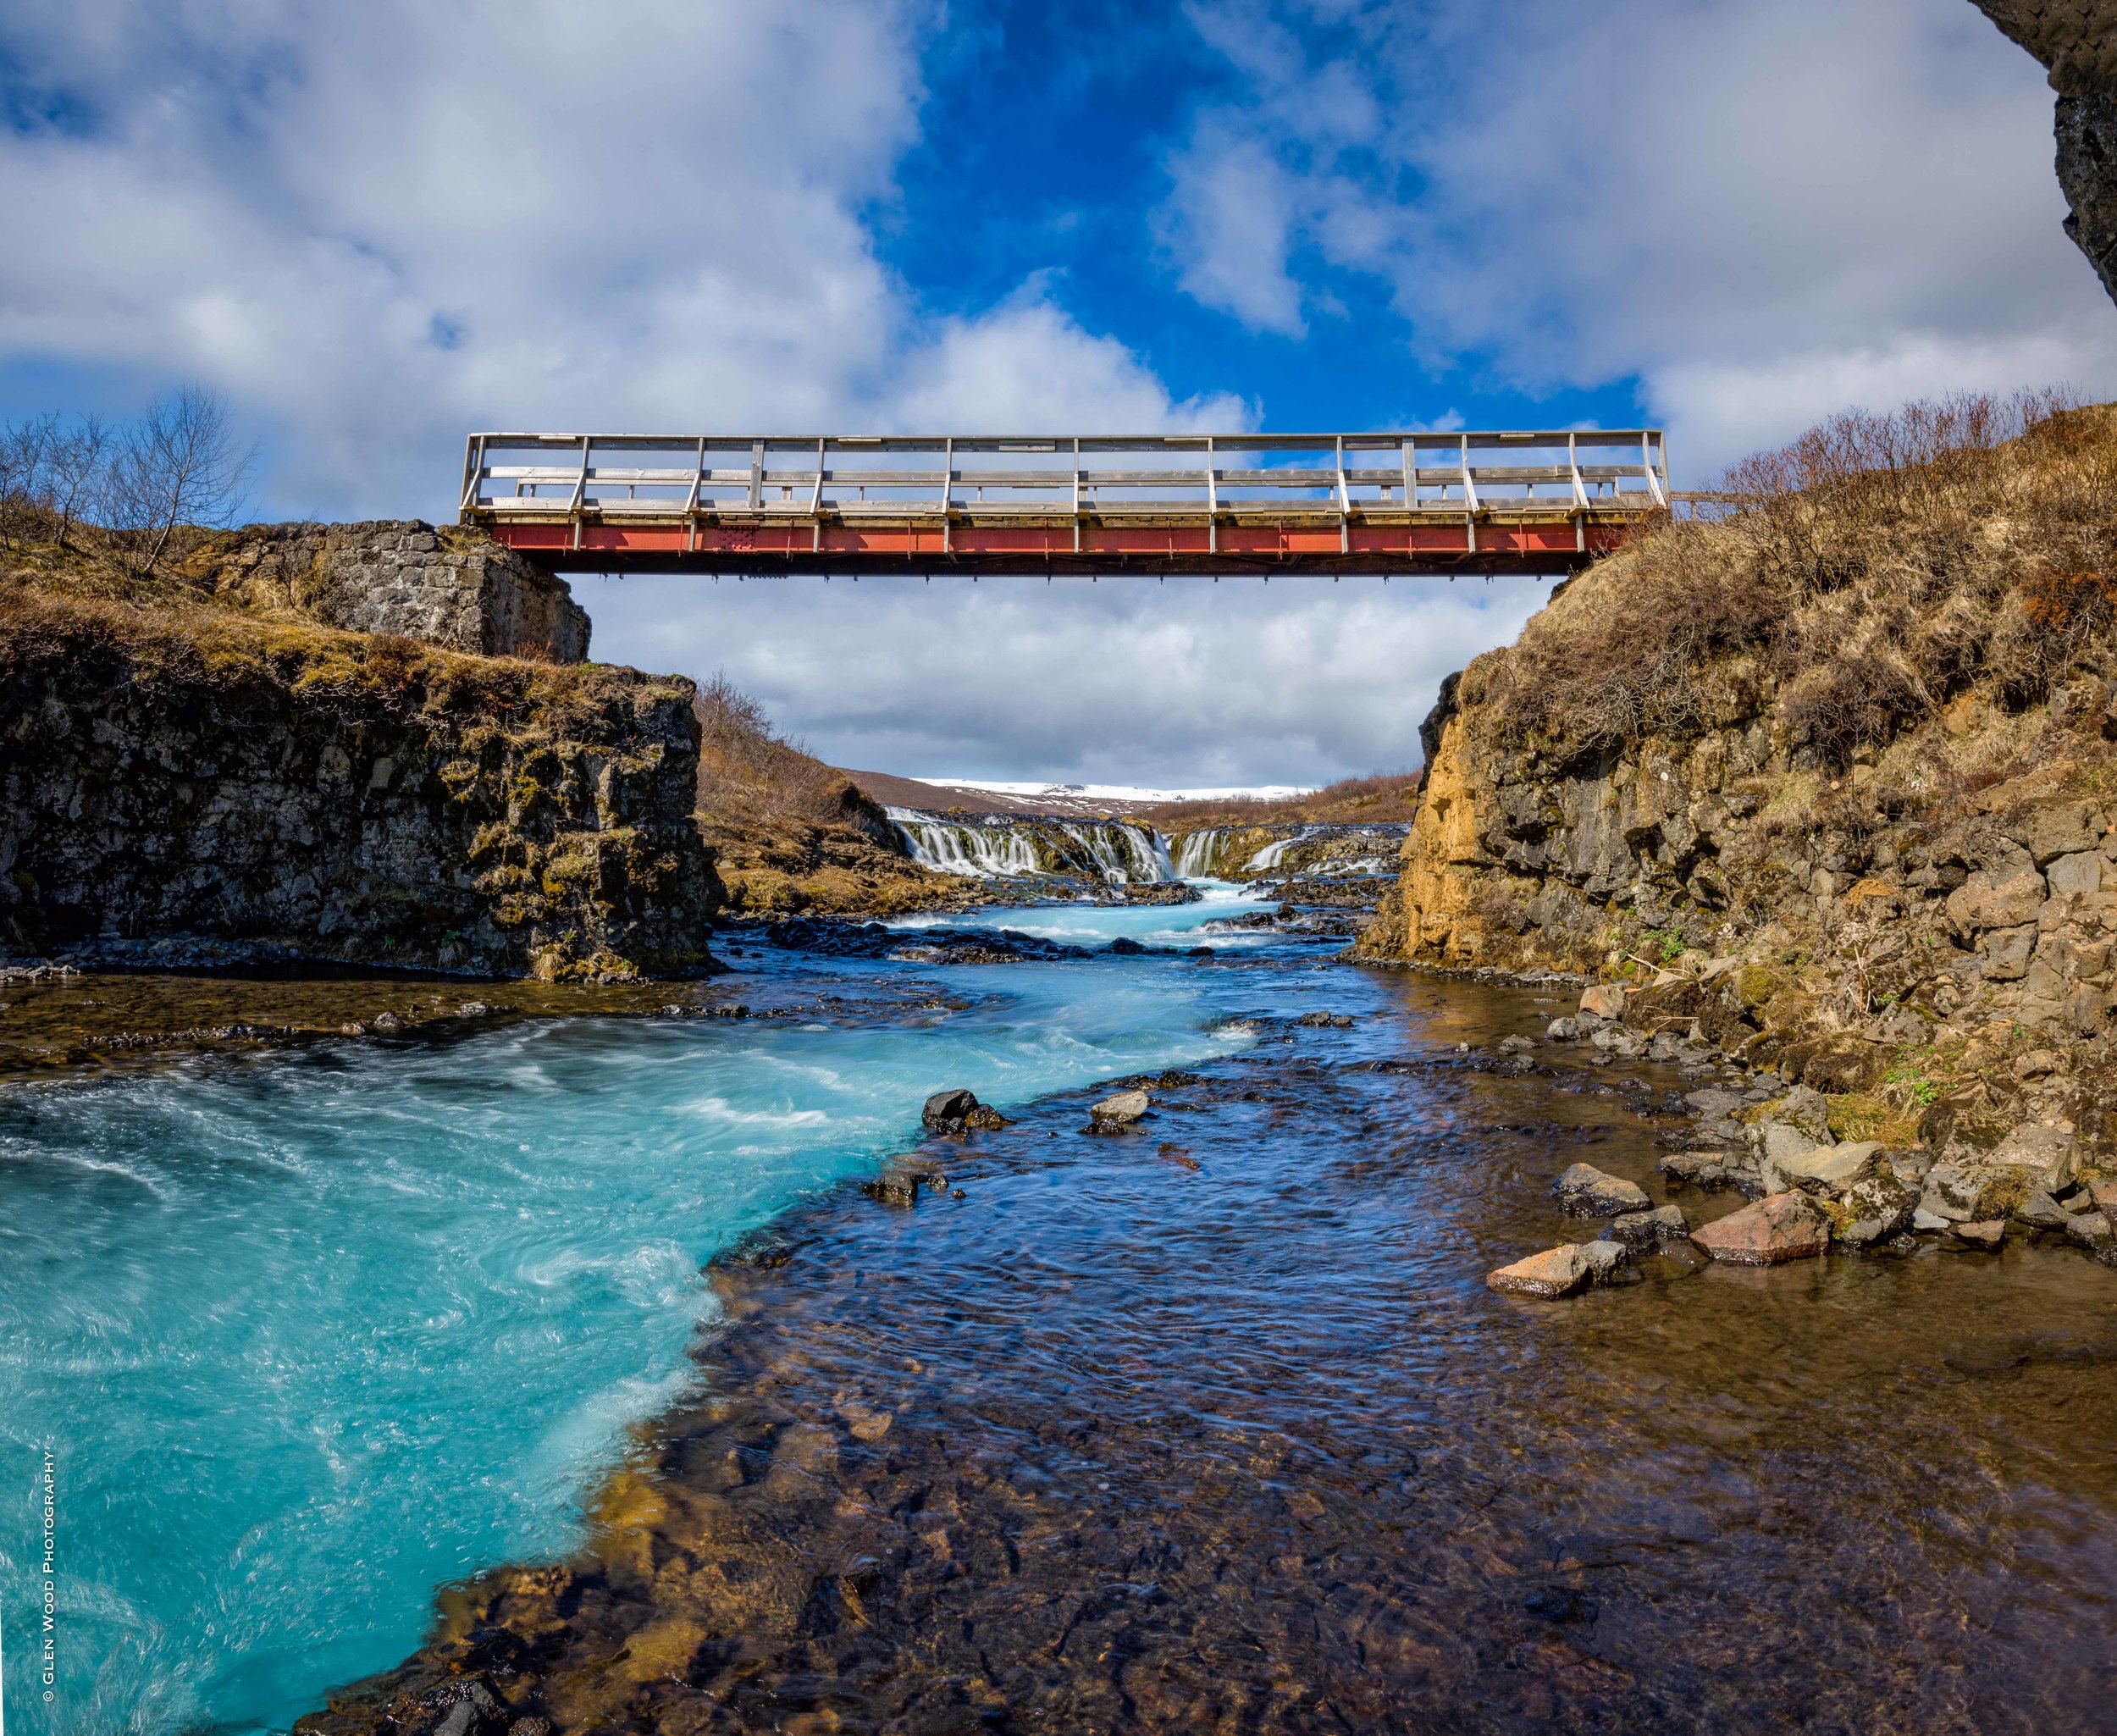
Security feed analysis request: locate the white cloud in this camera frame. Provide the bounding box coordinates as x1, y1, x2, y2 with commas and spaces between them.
1159, 0, 2117, 475
581, 570, 1550, 784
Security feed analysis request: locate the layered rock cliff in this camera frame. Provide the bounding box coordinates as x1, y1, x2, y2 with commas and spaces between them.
1973, 1, 2117, 305
0, 586, 717, 978
1360, 397, 2117, 1152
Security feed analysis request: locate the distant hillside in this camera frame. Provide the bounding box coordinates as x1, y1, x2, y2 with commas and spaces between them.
845, 767, 1421, 825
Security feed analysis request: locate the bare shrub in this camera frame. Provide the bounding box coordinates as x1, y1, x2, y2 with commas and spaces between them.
108, 387, 255, 575
694, 672, 859, 827
1, 412, 115, 550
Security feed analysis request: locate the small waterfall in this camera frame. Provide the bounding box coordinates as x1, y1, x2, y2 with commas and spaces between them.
887, 809, 1042, 878
1241, 829, 1317, 874
1053, 821, 1174, 884
887, 809, 1174, 882
1170, 828, 1226, 878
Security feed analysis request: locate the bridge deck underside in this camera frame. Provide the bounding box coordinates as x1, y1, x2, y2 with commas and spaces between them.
483, 513, 1633, 577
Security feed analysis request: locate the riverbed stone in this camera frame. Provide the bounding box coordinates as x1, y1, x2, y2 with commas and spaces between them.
923, 1087, 980, 1129
1579, 983, 1627, 1020
1551, 1162, 1651, 1217
1090, 1088, 1151, 1127
1660, 1150, 1735, 1190
1954, 1219, 2008, 1252
1578, 1238, 1630, 1284
1486, 1244, 1591, 1298
1603, 1203, 1689, 1247
1689, 1191, 1830, 1265
2064, 1208, 2116, 1252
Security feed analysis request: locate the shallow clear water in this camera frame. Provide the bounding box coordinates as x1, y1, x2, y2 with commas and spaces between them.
0, 894, 1269, 1734
315, 971, 2117, 1736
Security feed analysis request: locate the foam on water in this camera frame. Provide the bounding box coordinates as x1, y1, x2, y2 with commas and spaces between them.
0, 903, 1270, 1735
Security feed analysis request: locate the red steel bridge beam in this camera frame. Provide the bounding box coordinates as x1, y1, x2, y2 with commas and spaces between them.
459, 428, 1669, 578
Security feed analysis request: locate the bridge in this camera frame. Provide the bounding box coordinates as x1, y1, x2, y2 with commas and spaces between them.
459, 428, 1670, 578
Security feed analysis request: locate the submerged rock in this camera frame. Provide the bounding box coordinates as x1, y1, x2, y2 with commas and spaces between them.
1486, 1244, 1591, 1298
1690, 1192, 1830, 1265
1551, 1163, 1651, 1218
1660, 1150, 1736, 1191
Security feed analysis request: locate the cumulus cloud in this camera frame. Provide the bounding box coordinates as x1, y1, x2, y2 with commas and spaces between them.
581, 570, 1550, 785
1159, 0, 2117, 474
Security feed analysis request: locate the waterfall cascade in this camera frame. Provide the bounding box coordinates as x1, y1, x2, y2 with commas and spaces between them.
887, 809, 1176, 882
889, 808, 1408, 886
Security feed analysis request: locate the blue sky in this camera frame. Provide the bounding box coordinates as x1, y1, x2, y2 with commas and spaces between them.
1, 0, 2109, 783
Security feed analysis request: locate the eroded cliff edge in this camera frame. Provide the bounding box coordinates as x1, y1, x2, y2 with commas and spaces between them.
2, 526, 716, 979
1357, 399, 2117, 1153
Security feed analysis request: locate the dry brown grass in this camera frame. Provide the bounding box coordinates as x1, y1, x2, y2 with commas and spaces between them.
1478, 390, 2117, 769
692, 672, 887, 833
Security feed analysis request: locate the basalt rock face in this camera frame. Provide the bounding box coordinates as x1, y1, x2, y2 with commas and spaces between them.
1358, 407, 2117, 1154
1971, 2, 2117, 306
185, 521, 590, 661
0, 591, 718, 978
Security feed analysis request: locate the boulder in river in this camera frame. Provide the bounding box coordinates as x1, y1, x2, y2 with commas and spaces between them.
1689, 1192, 1830, 1265
2063, 1208, 2115, 1252
1108, 937, 1147, 955
1551, 1162, 1651, 1218
1954, 1219, 2007, 1252
922, 1089, 1009, 1134
1603, 1203, 1689, 1247
1486, 1244, 1591, 1298
1660, 1150, 1735, 1191
1578, 983, 1626, 1020
1578, 1238, 1630, 1284
1089, 1088, 1151, 1130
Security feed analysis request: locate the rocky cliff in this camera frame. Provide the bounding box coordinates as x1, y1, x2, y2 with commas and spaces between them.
1973, 1, 2117, 305
0, 586, 717, 978
1360, 396, 2117, 1155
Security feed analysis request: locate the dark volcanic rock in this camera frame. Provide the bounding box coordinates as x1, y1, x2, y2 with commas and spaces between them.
1971, 3, 2117, 307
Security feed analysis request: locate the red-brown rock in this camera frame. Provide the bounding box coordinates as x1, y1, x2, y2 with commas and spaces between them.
1689, 1192, 1830, 1266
